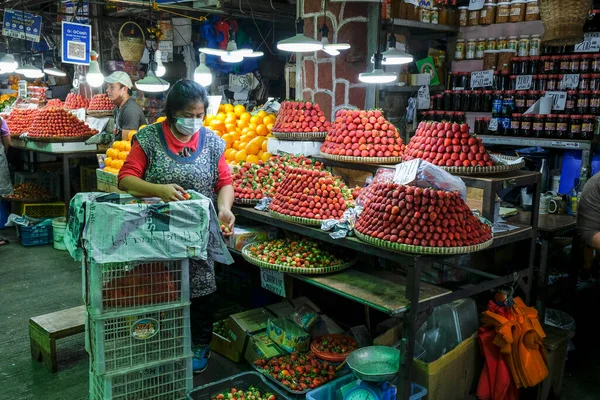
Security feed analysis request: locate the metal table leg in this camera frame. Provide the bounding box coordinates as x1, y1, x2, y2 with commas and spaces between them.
537, 236, 550, 323
62, 154, 71, 204
402, 257, 424, 400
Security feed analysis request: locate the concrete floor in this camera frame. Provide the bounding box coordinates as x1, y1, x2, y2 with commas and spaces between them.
0, 226, 598, 400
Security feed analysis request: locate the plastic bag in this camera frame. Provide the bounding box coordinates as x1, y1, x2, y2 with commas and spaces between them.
320, 206, 362, 239
355, 168, 396, 207
395, 159, 467, 201
254, 197, 272, 211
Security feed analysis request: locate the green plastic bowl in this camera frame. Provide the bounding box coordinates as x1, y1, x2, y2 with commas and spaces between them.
346, 346, 401, 382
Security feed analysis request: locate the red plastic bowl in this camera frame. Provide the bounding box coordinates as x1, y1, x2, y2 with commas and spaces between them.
310, 334, 358, 363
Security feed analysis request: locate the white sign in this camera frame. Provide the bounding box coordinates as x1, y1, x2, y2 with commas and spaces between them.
468, 0, 485, 11
86, 116, 111, 133
393, 159, 420, 185
575, 33, 600, 53
488, 118, 498, 132
561, 74, 580, 90
261, 269, 286, 297
551, 141, 581, 148
515, 75, 533, 90
544, 91, 567, 111
470, 70, 494, 89
207, 95, 222, 115
416, 74, 431, 86
417, 86, 430, 110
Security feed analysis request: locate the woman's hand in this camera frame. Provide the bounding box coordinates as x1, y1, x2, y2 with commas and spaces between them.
218, 209, 235, 236
156, 183, 186, 202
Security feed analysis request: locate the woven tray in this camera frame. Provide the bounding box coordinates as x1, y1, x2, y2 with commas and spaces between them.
26, 135, 94, 143
269, 209, 324, 226
319, 152, 403, 165
242, 244, 354, 274
233, 197, 259, 206
440, 155, 525, 176
86, 110, 113, 117
272, 131, 328, 141
354, 229, 494, 255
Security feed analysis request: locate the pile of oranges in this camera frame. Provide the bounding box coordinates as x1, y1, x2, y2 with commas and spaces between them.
204, 103, 276, 165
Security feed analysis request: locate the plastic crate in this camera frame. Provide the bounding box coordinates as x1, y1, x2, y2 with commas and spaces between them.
88, 304, 192, 375
17, 223, 53, 246
305, 374, 427, 400
81, 165, 98, 192
14, 171, 62, 198
90, 357, 192, 400
18, 202, 66, 218
187, 371, 292, 400
85, 259, 190, 317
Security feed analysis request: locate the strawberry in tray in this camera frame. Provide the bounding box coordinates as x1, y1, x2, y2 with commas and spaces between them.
272, 101, 330, 133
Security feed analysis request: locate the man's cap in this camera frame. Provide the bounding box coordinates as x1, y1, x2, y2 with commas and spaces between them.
104, 71, 133, 89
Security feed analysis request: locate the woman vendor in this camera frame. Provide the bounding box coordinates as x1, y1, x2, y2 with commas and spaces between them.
118, 79, 234, 373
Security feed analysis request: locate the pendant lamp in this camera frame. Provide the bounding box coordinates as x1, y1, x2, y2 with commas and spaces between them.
86, 51, 104, 87
0, 53, 18, 74
277, 19, 323, 52
194, 53, 213, 87
136, 48, 170, 93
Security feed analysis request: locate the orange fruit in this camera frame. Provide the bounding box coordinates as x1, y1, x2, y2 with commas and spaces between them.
236, 119, 248, 129
224, 104, 234, 113
225, 148, 236, 160
204, 114, 215, 125
232, 131, 241, 140
256, 124, 268, 136
249, 122, 258, 131
263, 116, 274, 126
118, 151, 129, 160
104, 157, 113, 167
123, 141, 132, 151
246, 142, 260, 155
246, 154, 259, 164
261, 152, 272, 162
221, 133, 234, 145
237, 141, 249, 151
267, 123, 274, 132
262, 140, 268, 152
233, 140, 242, 150
234, 104, 245, 117
257, 110, 267, 118
106, 148, 118, 159
250, 115, 262, 125
215, 112, 226, 121
235, 149, 247, 163
225, 123, 237, 132
240, 112, 251, 121
209, 119, 225, 133
225, 112, 236, 121
111, 159, 124, 170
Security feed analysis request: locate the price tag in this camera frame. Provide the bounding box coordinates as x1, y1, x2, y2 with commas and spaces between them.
69, 108, 86, 121
488, 118, 498, 132
544, 91, 567, 111
261, 269, 286, 297
551, 141, 581, 148
417, 85, 430, 110
515, 75, 533, 90
561, 74, 580, 90
393, 159, 420, 185
575, 33, 600, 53
470, 70, 494, 89
468, 0, 485, 10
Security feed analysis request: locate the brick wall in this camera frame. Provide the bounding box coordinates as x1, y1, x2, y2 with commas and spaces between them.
302, 0, 369, 120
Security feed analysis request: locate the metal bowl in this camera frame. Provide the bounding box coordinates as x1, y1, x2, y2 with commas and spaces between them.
346, 346, 401, 382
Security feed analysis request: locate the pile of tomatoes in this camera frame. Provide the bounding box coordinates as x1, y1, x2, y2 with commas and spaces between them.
28, 108, 98, 138
45, 99, 63, 108
64, 93, 90, 110
88, 94, 114, 111
5, 182, 54, 200
6, 108, 38, 136
246, 238, 346, 269
212, 387, 276, 400
254, 352, 336, 392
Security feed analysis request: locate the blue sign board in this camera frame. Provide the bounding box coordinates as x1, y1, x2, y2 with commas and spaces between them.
2, 9, 42, 42
61, 21, 91, 65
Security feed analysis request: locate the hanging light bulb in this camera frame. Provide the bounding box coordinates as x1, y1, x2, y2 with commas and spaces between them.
359, 53, 396, 84
0, 53, 18, 73
200, 27, 252, 63
155, 50, 166, 77
85, 51, 105, 88
16, 62, 44, 79
136, 48, 170, 93
194, 53, 212, 87
244, 51, 264, 58
278, 19, 323, 52
319, 23, 350, 56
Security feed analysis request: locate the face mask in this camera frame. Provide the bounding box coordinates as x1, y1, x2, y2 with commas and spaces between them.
175, 117, 203, 136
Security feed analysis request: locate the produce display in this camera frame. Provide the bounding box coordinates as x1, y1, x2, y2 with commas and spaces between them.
212, 388, 276, 400
27, 108, 98, 139
269, 167, 354, 221
6, 108, 37, 135
64, 93, 90, 110
253, 352, 337, 392
271, 101, 330, 133
355, 182, 492, 249
0, 93, 17, 112
232, 155, 323, 201
103, 130, 137, 175
245, 238, 348, 270
403, 121, 495, 168
45, 98, 63, 108
204, 103, 275, 164
4, 182, 54, 201
311, 335, 358, 359
87, 93, 114, 111
320, 109, 405, 160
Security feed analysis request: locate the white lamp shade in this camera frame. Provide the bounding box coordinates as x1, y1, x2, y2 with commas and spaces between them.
277, 34, 323, 52
86, 60, 104, 87
359, 69, 397, 84
373, 48, 414, 65
135, 71, 170, 93
221, 53, 244, 63
155, 50, 166, 77
44, 67, 66, 77
16, 64, 44, 79
198, 47, 225, 56
244, 51, 264, 58
0, 54, 18, 73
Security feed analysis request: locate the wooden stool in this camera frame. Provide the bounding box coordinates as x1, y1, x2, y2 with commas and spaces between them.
29, 305, 86, 372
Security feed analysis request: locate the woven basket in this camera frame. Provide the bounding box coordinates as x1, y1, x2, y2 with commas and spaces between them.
540, 0, 591, 46
272, 131, 328, 141
319, 152, 403, 165
269, 210, 324, 226
118, 22, 146, 63
233, 198, 259, 206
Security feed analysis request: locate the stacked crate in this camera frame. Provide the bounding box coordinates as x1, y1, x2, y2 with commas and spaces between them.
85, 259, 193, 400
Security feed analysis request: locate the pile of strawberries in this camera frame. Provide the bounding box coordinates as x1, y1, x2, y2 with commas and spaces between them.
87, 94, 114, 111
272, 101, 330, 133
45, 99, 63, 108
64, 93, 90, 110
355, 182, 492, 248
269, 167, 355, 221
403, 121, 494, 168
320, 109, 405, 159
6, 108, 38, 136
28, 108, 98, 138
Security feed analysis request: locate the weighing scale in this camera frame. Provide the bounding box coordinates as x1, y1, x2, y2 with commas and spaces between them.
340, 346, 402, 400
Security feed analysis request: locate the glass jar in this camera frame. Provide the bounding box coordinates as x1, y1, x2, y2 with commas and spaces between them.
547, 56, 559, 74
420, 7, 431, 23
431, 7, 439, 24
591, 74, 600, 91
483, 90, 494, 111
472, 90, 483, 111
580, 54, 592, 73
582, 115, 595, 140
533, 114, 545, 138
459, 72, 470, 89
515, 90, 527, 112
509, 114, 521, 136
544, 115, 557, 138
481, 4, 497, 25
510, 1, 525, 22
468, 9, 480, 26
450, 72, 460, 89
518, 56, 529, 75
537, 74, 548, 91
511, 57, 521, 74
566, 91, 577, 114
476, 38, 486, 59
459, 6, 468, 26
525, 0, 540, 21
560, 55, 570, 74
455, 39, 465, 61
497, 2, 511, 23
569, 115, 582, 139
578, 90, 591, 114
580, 74, 591, 91
518, 35, 530, 57
503, 90, 516, 114
462, 90, 472, 111
433, 94, 443, 110
483, 50, 499, 70
498, 50, 516, 73
466, 39, 477, 60
443, 90, 453, 110
486, 37, 496, 51
556, 114, 569, 138
527, 91, 539, 109
520, 114, 533, 136
453, 90, 462, 111
507, 36, 519, 51
492, 91, 504, 116
557, 74, 565, 90
483, 117, 492, 135
527, 56, 537, 74
497, 36, 508, 50
593, 54, 600, 73
530, 34, 542, 56
509, 75, 517, 90
455, 111, 466, 124
530, 56, 542, 73
570, 55, 581, 73
499, 71, 511, 90
591, 91, 600, 114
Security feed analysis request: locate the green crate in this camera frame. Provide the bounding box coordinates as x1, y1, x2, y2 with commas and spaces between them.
18, 202, 66, 218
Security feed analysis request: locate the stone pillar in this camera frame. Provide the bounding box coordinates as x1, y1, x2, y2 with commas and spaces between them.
302, 0, 369, 120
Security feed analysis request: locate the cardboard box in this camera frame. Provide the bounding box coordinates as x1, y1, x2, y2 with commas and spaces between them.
267, 318, 310, 353
291, 296, 321, 313
244, 330, 286, 364
227, 308, 273, 354
210, 331, 243, 363
265, 299, 295, 318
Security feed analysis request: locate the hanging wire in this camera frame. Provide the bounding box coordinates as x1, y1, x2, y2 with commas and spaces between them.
244, 0, 274, 55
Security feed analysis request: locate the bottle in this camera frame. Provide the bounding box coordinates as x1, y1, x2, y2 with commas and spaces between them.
568, 179, 579, 216
540, 158, 549, 192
